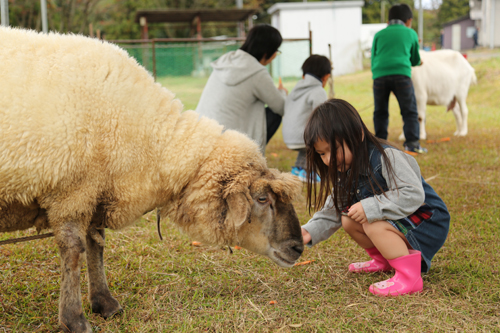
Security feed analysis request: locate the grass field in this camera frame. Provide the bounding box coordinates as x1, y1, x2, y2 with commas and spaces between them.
1, 52, 499, 332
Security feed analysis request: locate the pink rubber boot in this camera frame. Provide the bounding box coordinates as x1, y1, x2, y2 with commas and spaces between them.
369, 250, 423, 296
348, 247, 392, 273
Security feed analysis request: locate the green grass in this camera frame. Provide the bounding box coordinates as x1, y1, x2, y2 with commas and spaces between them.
1, 54, 500, 332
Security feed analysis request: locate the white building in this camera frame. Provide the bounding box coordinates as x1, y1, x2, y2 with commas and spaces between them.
360, 23, 386, 58
470, 0, 500, 48
268, 1, 364, 77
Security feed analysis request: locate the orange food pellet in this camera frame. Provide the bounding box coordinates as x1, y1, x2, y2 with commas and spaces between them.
294, 260, 315, 266
234, 246, 242, 250
269, 300, 277, 305
191, 241, 202, 247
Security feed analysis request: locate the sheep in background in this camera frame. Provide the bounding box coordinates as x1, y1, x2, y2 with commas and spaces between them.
0, 27, 304, 333
400, 49, 477, 140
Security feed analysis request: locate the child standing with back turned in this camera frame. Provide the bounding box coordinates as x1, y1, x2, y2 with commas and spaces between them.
371, 4, 426, 154
301, 99, 450, 296
282, 55, 331, 182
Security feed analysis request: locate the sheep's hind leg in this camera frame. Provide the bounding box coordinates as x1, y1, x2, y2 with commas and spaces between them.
57, 223, 92, 333
86, 227, 123, 319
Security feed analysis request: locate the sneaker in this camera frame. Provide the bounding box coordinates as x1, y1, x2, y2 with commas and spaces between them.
404, 144, 428, 156
291, 166, 301, 177
298, 168, 321, 183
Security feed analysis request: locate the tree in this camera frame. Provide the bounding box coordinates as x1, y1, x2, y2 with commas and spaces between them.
438, 0, 470, 24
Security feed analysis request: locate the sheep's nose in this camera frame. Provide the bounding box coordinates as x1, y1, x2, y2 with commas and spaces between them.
291, 243, 304, 256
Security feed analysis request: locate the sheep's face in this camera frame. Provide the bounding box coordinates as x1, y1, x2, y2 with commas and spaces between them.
230, 172, 304, 267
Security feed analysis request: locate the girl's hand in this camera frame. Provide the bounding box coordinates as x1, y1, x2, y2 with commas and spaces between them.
278, 77, 288, 95
301, 228, 312, 245
347, 202, 368, 224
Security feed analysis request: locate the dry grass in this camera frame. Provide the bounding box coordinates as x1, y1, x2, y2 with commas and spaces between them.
1, 53, 499, 332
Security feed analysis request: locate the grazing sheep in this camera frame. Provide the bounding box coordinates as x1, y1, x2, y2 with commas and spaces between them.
0, 27, 304, 333
400, 49, 477, 140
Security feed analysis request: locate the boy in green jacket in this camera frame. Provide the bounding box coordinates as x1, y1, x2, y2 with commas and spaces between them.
371, 3, 426, 154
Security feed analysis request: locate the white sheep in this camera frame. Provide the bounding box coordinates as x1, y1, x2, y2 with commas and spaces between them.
0, 27, 304, 333
401, 49, 477, 140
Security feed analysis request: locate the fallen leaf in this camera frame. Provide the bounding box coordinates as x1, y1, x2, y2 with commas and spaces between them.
294, 260, 315, 266
289, 324, 303, 328
271, 153, 278, 157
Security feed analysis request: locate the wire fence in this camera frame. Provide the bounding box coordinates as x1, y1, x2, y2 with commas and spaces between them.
109, 37, 312, 80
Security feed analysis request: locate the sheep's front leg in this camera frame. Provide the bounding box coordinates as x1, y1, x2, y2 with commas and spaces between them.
454, 99, 468, 136
86, 228, 123, 318
57, 223, 92, 333
416, 98, 427, 140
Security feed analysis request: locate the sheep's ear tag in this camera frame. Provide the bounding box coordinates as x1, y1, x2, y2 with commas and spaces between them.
226, 192, 251, 228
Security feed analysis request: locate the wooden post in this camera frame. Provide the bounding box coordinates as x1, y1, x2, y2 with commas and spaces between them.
196, 15, 202, 75
152, 39, 156, 81
140, 16, 149, 39
140, 16, 150, 72
309, 28, 313, 56
327, 43, 334, 98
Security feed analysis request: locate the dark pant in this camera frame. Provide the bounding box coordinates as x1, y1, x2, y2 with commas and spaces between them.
373, 75, 420, 147
266, 107, 282, 144
294, 148, 307, 169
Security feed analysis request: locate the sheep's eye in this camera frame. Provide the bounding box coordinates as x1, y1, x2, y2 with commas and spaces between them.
257, 197, 267, 203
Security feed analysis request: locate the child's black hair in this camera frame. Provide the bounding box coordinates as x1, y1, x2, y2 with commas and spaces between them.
388, 4, 413, 22
240, 24, 283, 62
303, 99, 398, 215
301, 55, 332, 79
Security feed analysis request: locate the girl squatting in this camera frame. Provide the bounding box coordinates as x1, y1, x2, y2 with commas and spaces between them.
301, 99, 450, 296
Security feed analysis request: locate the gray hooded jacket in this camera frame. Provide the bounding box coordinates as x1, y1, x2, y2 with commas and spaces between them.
195, 49, 286, 154
282, 74, 327, 149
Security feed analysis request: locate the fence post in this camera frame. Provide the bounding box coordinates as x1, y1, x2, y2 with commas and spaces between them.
152, 39, 157, 81
309, 29, 312, 56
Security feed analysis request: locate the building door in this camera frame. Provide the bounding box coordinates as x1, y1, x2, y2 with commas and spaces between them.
452, 24, 461, 50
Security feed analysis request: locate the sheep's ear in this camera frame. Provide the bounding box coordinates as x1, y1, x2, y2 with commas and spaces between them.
226, 192, 251, 228
268, 169, 302, 203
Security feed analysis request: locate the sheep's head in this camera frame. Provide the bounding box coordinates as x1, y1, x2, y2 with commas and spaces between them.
224, 169, 304, 267
170, 129, 304, 267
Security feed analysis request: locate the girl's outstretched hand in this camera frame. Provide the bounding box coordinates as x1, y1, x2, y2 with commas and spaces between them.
301, 228, 312, 245
347, 202, 368, 224
278, 77, 288, 95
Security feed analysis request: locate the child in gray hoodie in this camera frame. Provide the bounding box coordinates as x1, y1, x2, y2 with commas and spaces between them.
282, 55, 332, 182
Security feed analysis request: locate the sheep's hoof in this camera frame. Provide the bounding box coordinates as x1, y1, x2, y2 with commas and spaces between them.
91, 294, 123, 319
60, 313, 92, 333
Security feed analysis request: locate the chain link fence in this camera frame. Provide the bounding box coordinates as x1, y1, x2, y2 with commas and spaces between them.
110, 38, 311, 79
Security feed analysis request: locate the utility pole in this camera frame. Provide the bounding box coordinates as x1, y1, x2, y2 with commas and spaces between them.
1, 0, 9, 27
381, 0, 385, 23
41, 0, 48, 33
418, 0, 423, 49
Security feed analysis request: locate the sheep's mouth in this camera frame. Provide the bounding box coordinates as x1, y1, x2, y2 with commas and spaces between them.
273, 250, 296, 267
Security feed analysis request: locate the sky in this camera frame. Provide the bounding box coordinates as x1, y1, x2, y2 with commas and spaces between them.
417, 0, 442, 10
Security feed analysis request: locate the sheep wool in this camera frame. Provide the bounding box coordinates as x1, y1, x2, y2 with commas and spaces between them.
0, 26, 280, 238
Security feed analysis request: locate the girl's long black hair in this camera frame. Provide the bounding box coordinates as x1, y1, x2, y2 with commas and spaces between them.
304, 99, 397, 215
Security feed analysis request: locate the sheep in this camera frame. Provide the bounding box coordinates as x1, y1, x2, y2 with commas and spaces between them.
0, 27, 304, 333
400, 49, 477, 140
